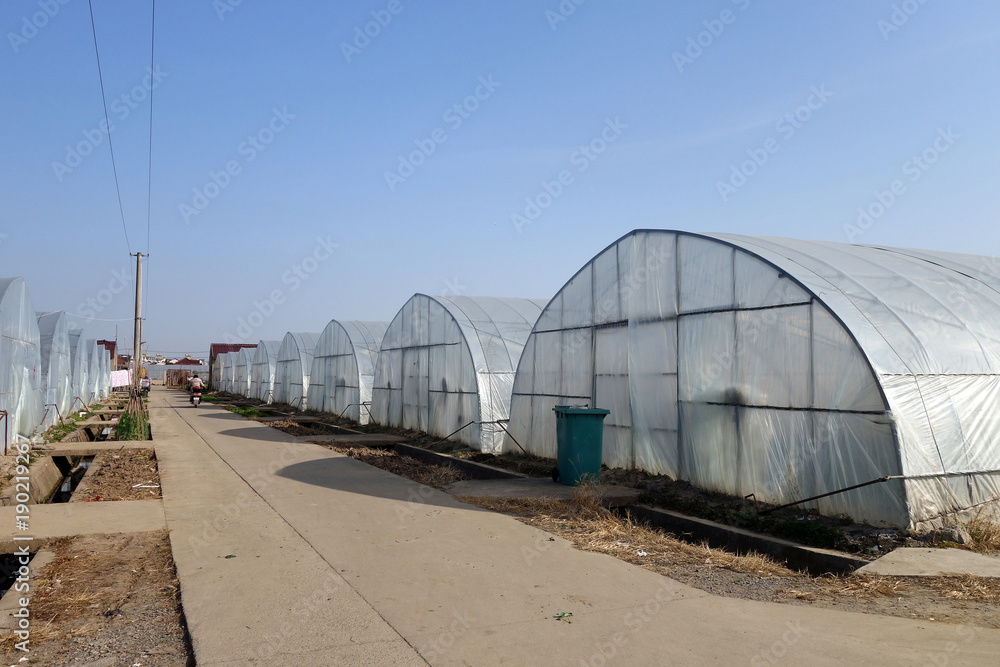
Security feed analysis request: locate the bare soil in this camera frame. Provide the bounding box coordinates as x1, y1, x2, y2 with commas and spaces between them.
0, 531, 192, 666
72, 449, 161, 503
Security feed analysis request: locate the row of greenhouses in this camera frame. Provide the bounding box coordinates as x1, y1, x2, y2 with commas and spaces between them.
0, 277, 117, 447
209, 230, 1000, 532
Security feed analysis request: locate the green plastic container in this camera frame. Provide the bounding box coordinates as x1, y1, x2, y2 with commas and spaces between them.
553, 405, 610, 486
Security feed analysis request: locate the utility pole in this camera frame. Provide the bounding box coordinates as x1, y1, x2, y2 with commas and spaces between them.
131, 252, 144, 388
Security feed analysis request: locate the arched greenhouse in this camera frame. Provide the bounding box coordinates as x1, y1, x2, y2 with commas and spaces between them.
371, 295, 547, 452
85, 339, 104, 405
233, 346, 256, 397
68, 329, 88, 411
309, 320, 388, 424
273, 332, 320, 408
0, 277, 42, 443
250, 340, 280, 403
504, 230, 1000, 531
37, 311, 73, 427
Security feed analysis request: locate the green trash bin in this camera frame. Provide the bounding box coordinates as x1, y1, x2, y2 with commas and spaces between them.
552, 405, 610, 486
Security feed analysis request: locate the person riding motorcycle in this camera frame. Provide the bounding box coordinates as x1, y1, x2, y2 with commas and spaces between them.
189, 374, 204, 403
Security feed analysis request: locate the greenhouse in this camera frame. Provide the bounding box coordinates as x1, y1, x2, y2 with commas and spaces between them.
37, 311, 73, 427
85, 339, 105, 404
217, 352, 234, 393
273, 332, 320, 408
309, 320, 388, 424
232, 346, 256, 397
68, 329, 88, 411
371, 295, 547, 452
250, 340, 280, 403
210, 354, 224, 390
504, 229, 1000, 531
0, 277, 42, 444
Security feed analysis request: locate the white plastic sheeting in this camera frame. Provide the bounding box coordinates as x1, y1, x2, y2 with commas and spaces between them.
250, 340, 280, 403
85, 340, 105, 405
68, 329, 88, 411
273, 333, 319, 408
0, 278, 42, 444
505, 230, 1000, 530
372, 295, 547, 452
309, 321, 388, 424
232, 346, 256, 397
211, 354, 223, 390
37, 311, 73, 427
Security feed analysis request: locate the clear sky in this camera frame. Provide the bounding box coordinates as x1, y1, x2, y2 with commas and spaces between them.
2, 1, 999, 356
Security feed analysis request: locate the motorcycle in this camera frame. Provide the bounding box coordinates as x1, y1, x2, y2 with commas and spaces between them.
191, 384, 202, 407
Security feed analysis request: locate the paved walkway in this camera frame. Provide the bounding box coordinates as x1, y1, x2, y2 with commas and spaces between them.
150, 389, 1000, 665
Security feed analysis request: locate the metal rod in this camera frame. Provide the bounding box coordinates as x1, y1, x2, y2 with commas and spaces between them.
758, 476, 892, 515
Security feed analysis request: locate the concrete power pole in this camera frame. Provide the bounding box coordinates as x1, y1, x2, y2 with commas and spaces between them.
132, 252, 144, 387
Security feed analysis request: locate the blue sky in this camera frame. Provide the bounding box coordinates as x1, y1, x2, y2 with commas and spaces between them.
2, 1, 999, 355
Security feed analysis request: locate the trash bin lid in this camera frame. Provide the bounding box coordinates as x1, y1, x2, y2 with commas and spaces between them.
553, 405, 610, 416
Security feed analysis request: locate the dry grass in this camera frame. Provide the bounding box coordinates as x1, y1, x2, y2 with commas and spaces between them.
456, 483, 794, 578
833, 573, 903, 598
965, 509, 1000, 554
933, 574, 1000, 604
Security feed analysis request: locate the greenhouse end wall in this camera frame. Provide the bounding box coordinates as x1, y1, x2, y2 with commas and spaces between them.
372, 295, 547, 452
505, 231, 925, 528
309, 321, 388, 424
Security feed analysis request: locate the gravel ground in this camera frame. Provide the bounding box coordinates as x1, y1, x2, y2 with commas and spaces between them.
0, 531, 191, 666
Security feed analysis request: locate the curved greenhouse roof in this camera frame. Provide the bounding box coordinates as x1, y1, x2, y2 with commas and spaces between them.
309, 321, 388, 424
251, 340, 281, 403
232, 346, 256, 397
273, 332, 320, 408
37, 311, 72, 427
505, 230, 1000, 530
372, 295, 547, 452
0, 278, 42, 443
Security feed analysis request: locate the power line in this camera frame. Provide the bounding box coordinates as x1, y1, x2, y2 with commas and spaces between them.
86, 0, 132, 256
145, 0, 156, 255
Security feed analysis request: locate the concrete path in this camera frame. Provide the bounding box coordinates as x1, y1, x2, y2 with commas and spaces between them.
859, 547, 1000, 578
0, 500, 165, 552
151, 389, 1000, 665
